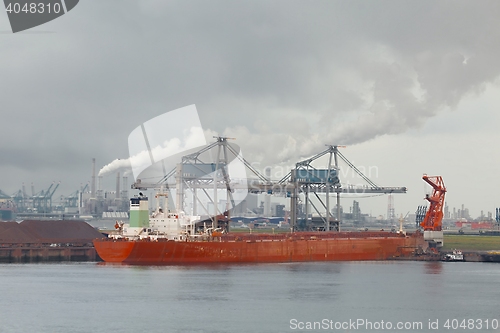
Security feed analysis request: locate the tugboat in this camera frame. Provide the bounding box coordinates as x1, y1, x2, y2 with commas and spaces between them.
442, 249, 464, 261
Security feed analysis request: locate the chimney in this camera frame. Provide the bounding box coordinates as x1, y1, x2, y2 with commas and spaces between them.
122, 176, 128, 200
91, 158, 96, 199
116, 172, 120, 200
98, 175, 103, 199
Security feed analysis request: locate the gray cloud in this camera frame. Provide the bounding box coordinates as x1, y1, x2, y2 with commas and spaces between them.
1, 0, 500, 203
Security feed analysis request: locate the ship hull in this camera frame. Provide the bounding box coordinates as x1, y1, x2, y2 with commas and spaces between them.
94, 231, 425, 264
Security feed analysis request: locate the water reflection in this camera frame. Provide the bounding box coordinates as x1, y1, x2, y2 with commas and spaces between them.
424, 261, 443, 275
285, 262, 343, 274
288, 283, 340, 301
283, 263, 342, 301
174, 267, 233, 302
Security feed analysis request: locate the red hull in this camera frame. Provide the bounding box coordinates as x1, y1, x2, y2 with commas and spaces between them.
94, 231, 425, 264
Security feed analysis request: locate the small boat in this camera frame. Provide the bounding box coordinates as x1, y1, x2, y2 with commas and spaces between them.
442, 249, 464, 261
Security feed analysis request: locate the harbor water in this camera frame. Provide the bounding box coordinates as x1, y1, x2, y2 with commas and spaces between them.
0, 261, 499, 333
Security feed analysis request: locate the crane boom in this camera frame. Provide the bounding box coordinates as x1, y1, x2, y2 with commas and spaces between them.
420, 175, 446, 248
420, 175, 446, 231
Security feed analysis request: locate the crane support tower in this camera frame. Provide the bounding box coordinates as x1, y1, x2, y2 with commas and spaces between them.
420, 175, 446, 248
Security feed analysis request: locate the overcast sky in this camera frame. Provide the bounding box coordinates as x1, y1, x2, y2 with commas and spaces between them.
2, 0, 500, 218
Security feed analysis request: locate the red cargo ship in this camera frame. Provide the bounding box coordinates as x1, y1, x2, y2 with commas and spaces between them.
94, 231, 425, 264
93, 193, 426, 264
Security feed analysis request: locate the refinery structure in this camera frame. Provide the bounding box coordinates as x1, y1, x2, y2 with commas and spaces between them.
3, 158, 130, 220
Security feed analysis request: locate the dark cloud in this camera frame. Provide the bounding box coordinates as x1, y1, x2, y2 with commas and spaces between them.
1, 0, 500, 198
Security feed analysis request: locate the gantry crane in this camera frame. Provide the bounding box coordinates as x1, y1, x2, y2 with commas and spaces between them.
279, 145, 407, 231
420, 175, 446, 248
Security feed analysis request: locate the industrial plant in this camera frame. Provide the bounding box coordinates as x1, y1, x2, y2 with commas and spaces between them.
1, 139, 499, 234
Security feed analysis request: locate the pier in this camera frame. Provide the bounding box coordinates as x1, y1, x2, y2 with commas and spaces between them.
0, 245, 99, 263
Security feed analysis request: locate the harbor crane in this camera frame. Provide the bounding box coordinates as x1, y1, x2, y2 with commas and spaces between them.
33, 182, 60, 213
132, 140, 408, 232
279, 145, 407, 231
420, 175, 446, 248
132, 137, 270, 230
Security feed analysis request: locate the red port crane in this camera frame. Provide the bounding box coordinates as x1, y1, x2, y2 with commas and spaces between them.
420, 175, 446, 232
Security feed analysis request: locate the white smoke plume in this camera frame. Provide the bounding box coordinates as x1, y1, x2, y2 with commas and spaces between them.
98, 126, 209, 178
100, 2, 500, 177
99, 105, 207, 179
98, 158, 132, 177
218, 47, 500, 166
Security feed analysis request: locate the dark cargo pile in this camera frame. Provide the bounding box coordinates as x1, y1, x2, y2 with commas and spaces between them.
0, 220, 105, 244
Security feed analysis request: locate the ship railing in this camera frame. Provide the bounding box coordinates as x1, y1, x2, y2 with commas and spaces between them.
218, 230, 407, 242
0, 242, 95, 248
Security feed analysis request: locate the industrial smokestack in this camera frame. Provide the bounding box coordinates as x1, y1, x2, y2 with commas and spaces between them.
122, 176, 128, 201
91, 158, 96, 199
96, 175, 103, 201
116, 172, 120, 200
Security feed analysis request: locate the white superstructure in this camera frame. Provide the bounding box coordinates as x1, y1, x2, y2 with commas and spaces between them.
111, 191, 203, 241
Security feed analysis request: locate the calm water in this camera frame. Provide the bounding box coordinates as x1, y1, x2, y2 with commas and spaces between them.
0, 261, 499, 333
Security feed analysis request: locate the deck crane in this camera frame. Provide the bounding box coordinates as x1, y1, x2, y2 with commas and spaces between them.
420, 175, 446, 248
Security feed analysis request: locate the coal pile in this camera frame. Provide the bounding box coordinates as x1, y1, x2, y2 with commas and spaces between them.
0, 220, 105, 244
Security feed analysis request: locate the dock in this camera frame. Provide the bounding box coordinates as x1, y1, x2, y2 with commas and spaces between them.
0, 219, 104, 263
